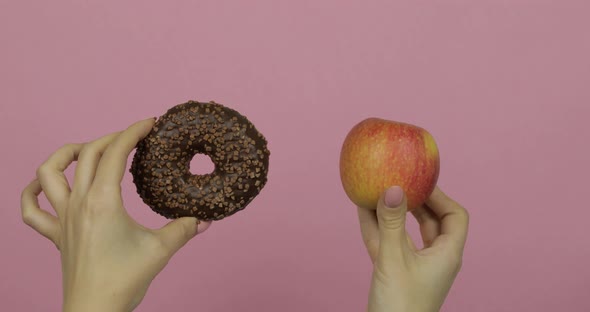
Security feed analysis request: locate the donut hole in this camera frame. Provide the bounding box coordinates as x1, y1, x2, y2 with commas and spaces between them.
189, 153, 215, 175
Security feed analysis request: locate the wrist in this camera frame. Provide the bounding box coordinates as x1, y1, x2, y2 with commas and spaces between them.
368, 283, 439, 312
63, 300, 127, 312
63, 291, 130, 312
62, 276, 136, 312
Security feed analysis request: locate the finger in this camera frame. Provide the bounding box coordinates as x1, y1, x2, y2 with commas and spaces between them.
411, 205, 441, 248
73, 132, 121, 195
21, 179, 60, 247
358, 207, 417, 261
36, 143, 84, 211
375, 186, 412, 264
405, 231, 418, 252
357, 207, 379, 262
426, 187, 469, 249
93, 118, 155, 189
156, 218, 211, 255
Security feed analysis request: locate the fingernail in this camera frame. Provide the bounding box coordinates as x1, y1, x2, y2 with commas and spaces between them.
196, 220, 211, 235
384, 186, 404, 208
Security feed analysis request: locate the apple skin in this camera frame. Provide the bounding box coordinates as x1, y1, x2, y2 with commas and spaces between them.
339, 118, 440, 211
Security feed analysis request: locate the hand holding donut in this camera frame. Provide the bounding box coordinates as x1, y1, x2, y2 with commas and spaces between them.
358, 186, 469, 312
20, 118, 211, 312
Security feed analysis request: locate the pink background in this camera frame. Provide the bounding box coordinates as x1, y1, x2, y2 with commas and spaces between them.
1, 1, 589, 311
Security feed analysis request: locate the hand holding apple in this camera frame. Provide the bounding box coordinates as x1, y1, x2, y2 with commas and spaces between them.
339, 118, 440, 211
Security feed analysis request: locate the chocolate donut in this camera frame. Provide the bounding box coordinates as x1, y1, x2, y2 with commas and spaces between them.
130, 100, 270, 221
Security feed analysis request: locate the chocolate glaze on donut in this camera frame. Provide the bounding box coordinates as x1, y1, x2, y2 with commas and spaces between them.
130, 101, 270, 221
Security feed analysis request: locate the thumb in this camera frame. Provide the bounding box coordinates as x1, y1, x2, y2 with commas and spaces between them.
157, 217, 211, 255
376, 186, 411, 263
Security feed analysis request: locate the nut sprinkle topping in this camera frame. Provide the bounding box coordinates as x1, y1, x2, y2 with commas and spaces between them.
130, 101, 270, 221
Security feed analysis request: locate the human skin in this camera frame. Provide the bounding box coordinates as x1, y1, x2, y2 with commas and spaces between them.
358, 186, 469, 312
20, 118, 468, 312
20, 118, 211, 312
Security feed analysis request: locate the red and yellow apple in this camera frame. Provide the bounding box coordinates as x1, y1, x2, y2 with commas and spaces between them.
339, 118, 440, 211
